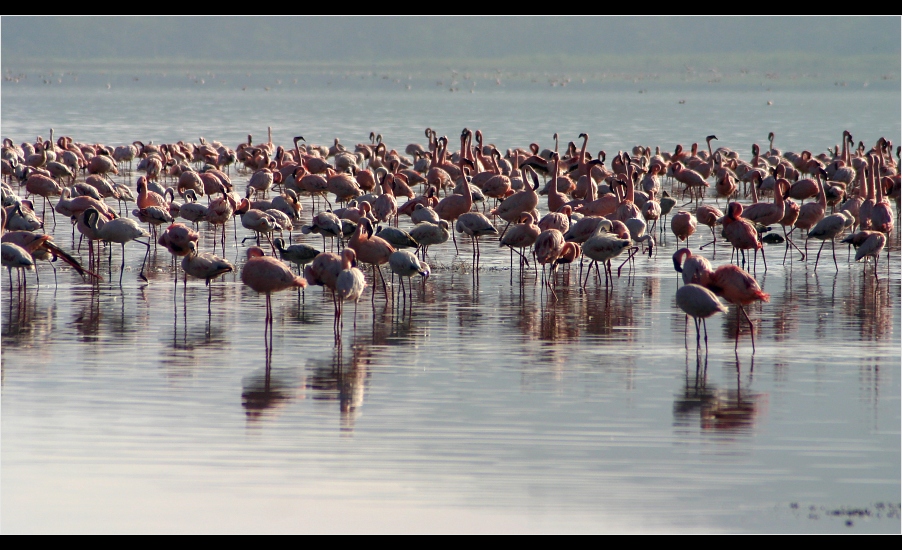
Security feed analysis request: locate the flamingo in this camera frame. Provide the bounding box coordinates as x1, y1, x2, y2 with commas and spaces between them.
490, 165, 540, 236
695, 204, 723, 254
501, 212, 540, 274
23, 168, 63, 223
742, 177, 789, 227
158, 222, 199, 288
675, 284, 728, 350
348, 218, 395, 297
180, 241, 234, 313
670, 210, 697, 244
672, 247, 712, 286
2, 241, 34, 290
335, 248, 367, 333
2, 229, 99, 284
236, 198, 281, 251
137, 176, 172, 210
456, 211, 497, 268
790, 170, 828, 258
533, 228, 569, 296
539, 205, 571, 234
435, 158, 475, 252
870, 175, 894, 236
177, 189, 209, 229
410, 203, 441, 225
371, 173, 398, 225
808, 211, 854, 272
273, 237, 320, 275
389, 249, 429, 304
303, 251, 344, 300
700, 263, 769, 351
241, 246, 307, 349
722, 203, 763, 270
670, 161, 709, 205
859, 154, 878, 230
409, 220, 450, 261
841, 230, 887, 280
581, 225, 631, 288
83, 206, 151, 284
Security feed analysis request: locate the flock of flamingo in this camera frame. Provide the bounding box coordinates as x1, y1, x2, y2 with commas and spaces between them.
1, 127, 899, 350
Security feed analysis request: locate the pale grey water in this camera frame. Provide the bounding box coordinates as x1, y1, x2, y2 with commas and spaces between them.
2, 73, 900, 533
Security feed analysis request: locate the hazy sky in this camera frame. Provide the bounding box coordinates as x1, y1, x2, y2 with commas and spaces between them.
3, 17, 899, 66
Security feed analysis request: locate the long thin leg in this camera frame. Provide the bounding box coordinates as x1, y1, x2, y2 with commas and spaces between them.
695, 317, 701, 350
830, 239, 838, 271
739, 305, 756, 353
136, 240, 150, 282
119, 243, 126, 285
813, 240, 827, 271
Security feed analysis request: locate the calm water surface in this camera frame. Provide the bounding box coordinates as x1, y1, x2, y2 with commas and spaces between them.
2, 76, 900, 533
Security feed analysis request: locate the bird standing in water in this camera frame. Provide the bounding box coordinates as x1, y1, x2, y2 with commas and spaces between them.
241, 246, 307, 350
676, 283, 728, 351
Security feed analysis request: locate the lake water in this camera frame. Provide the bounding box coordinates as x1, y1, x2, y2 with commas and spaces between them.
2, 71, 900, 533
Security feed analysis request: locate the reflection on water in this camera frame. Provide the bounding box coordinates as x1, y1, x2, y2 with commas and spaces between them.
3, 201, 900, 535
306, 346, 371, 433
674, 354, 765, 435
2, 84, 900, 533
242, 365, 306, 423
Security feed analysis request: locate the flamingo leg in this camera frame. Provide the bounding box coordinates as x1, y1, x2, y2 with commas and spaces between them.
136, 240, 151, 282
683, 313, 688, 349
831, 238, 838, 271
739, 304, 756, 353
117, 243, 128, 285
813, 240, 827, 271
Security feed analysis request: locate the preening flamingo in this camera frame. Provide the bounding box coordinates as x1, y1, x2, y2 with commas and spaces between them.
699, 263, 769, 351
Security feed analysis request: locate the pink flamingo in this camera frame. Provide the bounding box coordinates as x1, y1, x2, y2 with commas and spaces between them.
241, 246, 307, 349
790, 169, 828, 257
435, 157, 475, 253
348, 218, 395, 298
722, 202, 763, 270
859, 154, 878, 230
158, 222, 200, 289
695, 204, 723, 254
700, 263, 770, 351
672, 247, 712, 286
533, 228, 578, 297
491, 165, 540, 236
335, 248, 367, 334
371, 173, 398, 225
670, 210, 697, 244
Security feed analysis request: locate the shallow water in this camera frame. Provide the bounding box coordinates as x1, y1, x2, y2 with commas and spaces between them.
2, 74, 900, 533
